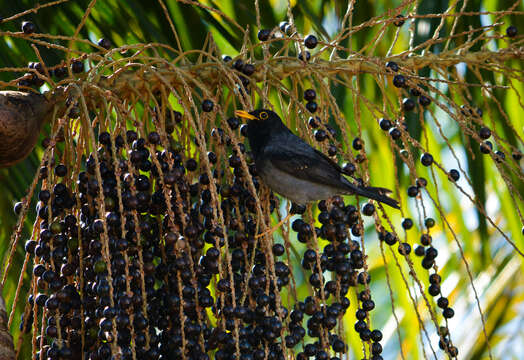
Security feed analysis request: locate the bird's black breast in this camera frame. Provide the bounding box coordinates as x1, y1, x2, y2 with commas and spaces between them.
246, 117, 291, 160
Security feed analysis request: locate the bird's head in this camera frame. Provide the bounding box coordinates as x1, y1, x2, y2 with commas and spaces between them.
234, 108, 288, 156
234, 109, 282, 126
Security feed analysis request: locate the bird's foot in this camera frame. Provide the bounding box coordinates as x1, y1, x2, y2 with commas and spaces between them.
255, 212, 293, 239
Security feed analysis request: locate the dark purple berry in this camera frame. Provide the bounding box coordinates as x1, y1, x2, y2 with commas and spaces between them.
379, 118, 392, 130
401, 218, 413, 229
257, 29, 271, 41
424, 218, 435, 228
148, 131, 160, 144
328, 144, 337, 156
416, 177, 428, 187
304, 34, 318, 49
314, 129, 327, 142
393, 15, 405, 27
415, 245, 425, 256
14, 202, 23, 215
298, 51, 311, 61
304, 89, 316, 101
97, 38, 111, 49
22, 21, 36, 34
419, 95, 431, 107
308, 116, 320, 128
306, 101, 318, 113
410, 87, 421, 97
478, 127, 491, 139
342, 162, 356, 175
494, 150, 505, 162
71, 60, 84, 73
202, 99, 214, 112
506, 25, 517, 38
407, 186, 419, 197
352, 137, 363, 150
362, 203, 375, 216
54, 164, 67, 177
448, 169, 460, 181
437, 297, 449, 309
442, 307, 454, 318
385, 61, 399, 72
420, 153, 433, 166
480, 141, 493, 154
389, 127, 401, 140
54, 66, 67, 78
233, 59, 244, 71
227, 117, 240, 129
393, 74, 406, 88
402, 98, 415, 111
242, 63, 255, 76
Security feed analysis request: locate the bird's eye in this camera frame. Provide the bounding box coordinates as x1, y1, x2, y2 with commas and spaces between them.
259, 111, 268, 120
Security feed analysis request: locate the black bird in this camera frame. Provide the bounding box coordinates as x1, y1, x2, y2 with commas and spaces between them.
235, 109, 399, 209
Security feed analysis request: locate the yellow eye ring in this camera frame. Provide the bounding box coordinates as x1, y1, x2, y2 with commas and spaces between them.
260, 111, 268, 120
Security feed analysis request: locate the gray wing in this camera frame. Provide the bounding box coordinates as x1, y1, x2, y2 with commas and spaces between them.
260, 132, 354, 192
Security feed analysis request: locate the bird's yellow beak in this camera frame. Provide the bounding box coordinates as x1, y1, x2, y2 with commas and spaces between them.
235, 110, 258, 121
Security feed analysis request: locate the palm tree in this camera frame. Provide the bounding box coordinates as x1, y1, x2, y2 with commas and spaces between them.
0, 1, 522, 359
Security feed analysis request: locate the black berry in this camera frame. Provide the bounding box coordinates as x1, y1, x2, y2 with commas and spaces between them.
54, 164, 67, 177
402, 218, 413, 229
22, 21, 36, 34
424, 218, 435, 228
448, 169, 460, 181
71, 60, 84, 73
304, 34, 318, 49
402, 98, 415, 111
385, 61, 399, 72
480, 141, 493, 154
389, 127, 401, 140
202, 99, 214, 112
304, 89, 316, 101
352, 137, 363, 150
393, 74, 406, 88
298, 51, 311, 61
257, 29, 271, 41
420, 153, 433, 166
379, 118, 392, 130
242, 63, 255, 76
362, 203, 375, 216
478, 127, 491, 139
506, 25, 517, 38
416, 177, 428, 188
393, 15, 405, 27
306, 101, 318, 113
308, 116, 321, 128
442, 307, 454, 319
227, 117, 240, 130
407, 186, 419, 197
419, 95, 431, 107
97, 38, 111, 49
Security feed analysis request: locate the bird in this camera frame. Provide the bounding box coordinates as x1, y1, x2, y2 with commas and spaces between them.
234, 109, 400, 211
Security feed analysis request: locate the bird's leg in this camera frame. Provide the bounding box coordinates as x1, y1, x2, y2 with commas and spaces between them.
255, 201, 292, 239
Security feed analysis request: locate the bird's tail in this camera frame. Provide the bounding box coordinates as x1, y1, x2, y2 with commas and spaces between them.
352, 185, 400, 209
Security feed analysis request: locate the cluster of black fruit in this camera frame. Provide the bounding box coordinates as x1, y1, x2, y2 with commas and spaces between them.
289, 194, 386, 360
256, 21, 318, 62
17, 59, 84, 88
20, 94, 389, 360
17, 19, 109, 89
